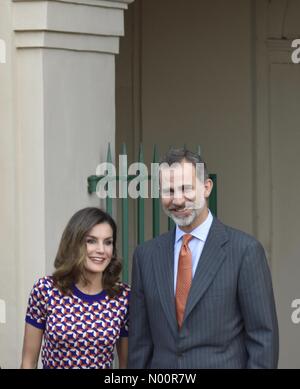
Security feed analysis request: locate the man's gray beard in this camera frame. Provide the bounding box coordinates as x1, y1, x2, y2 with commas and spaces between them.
162, 206, 201, 227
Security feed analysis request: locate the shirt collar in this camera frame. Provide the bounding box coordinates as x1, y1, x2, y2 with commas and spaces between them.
175, 209, 213, 243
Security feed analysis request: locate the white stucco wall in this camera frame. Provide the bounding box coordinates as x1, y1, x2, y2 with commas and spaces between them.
0, 0, 19, 368
43, 49, 116, 273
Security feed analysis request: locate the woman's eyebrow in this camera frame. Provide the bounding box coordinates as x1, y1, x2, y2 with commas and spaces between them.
86, 235, 113, 240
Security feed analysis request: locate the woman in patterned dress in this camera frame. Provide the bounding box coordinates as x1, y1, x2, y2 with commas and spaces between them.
21, 207, 130, 369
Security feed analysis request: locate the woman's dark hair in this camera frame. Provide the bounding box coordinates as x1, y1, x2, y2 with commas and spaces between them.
52, 207, 122, 298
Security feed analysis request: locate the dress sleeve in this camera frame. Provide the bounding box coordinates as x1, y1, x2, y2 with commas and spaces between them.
25, 277, 51, 331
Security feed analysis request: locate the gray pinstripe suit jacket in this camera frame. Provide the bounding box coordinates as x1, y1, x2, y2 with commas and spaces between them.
128, 218, 279, 369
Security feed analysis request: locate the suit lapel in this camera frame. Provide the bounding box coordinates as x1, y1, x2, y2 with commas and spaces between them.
184, 218, 229, 323
153, 228, 178, 336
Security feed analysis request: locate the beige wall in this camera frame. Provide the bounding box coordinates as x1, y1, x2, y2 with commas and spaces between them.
270, 63, 300, 368
141, 0, 254, 235
116, 0, 300, 368
256, 0, 300, 368
117, 0, 255, 235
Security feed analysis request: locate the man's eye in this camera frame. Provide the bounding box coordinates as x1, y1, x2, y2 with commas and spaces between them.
161, 189, 173, 195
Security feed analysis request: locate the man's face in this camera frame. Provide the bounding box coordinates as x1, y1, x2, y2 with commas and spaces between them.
160, 160, 212, 228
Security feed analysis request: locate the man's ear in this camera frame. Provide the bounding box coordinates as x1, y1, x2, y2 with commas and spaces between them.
204, 178, 213, 199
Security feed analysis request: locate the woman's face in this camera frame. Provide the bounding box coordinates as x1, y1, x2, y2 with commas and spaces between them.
84, 222, 114, 275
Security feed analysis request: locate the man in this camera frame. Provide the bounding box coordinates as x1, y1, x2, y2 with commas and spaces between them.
128, 148, 279, 369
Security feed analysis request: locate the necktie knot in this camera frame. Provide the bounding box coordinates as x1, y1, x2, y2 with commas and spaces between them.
182, 234, 193, 246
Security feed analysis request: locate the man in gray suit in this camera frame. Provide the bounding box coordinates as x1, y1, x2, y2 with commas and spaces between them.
128, 148, 279, 369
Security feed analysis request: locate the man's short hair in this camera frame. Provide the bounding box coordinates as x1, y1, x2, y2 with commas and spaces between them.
159, 148, 209, 181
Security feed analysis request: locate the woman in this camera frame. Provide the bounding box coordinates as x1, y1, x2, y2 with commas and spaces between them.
21, 207, 130, 369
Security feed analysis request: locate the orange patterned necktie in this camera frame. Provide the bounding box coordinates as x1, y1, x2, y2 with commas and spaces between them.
175, 234, 193, 329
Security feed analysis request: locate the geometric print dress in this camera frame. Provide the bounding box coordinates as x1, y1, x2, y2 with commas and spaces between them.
25, 276, 130, 369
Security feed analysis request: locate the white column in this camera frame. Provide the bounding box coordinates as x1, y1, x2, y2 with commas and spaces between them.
0, 0, 133, 368
0, 0, 19, 369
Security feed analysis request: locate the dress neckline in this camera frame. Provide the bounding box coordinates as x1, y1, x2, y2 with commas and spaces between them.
72, 284, 107, 303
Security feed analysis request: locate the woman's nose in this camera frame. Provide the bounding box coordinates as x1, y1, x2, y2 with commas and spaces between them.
95, 242, 104, 253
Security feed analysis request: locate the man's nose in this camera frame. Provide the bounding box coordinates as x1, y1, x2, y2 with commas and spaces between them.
172, 192, 185, 206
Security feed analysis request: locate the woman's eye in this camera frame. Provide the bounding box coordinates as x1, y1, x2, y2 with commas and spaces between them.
86, 239, 96, 244
105, 240, 113, 246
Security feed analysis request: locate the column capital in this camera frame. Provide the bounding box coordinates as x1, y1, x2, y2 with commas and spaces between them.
13, 0, 135, 54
